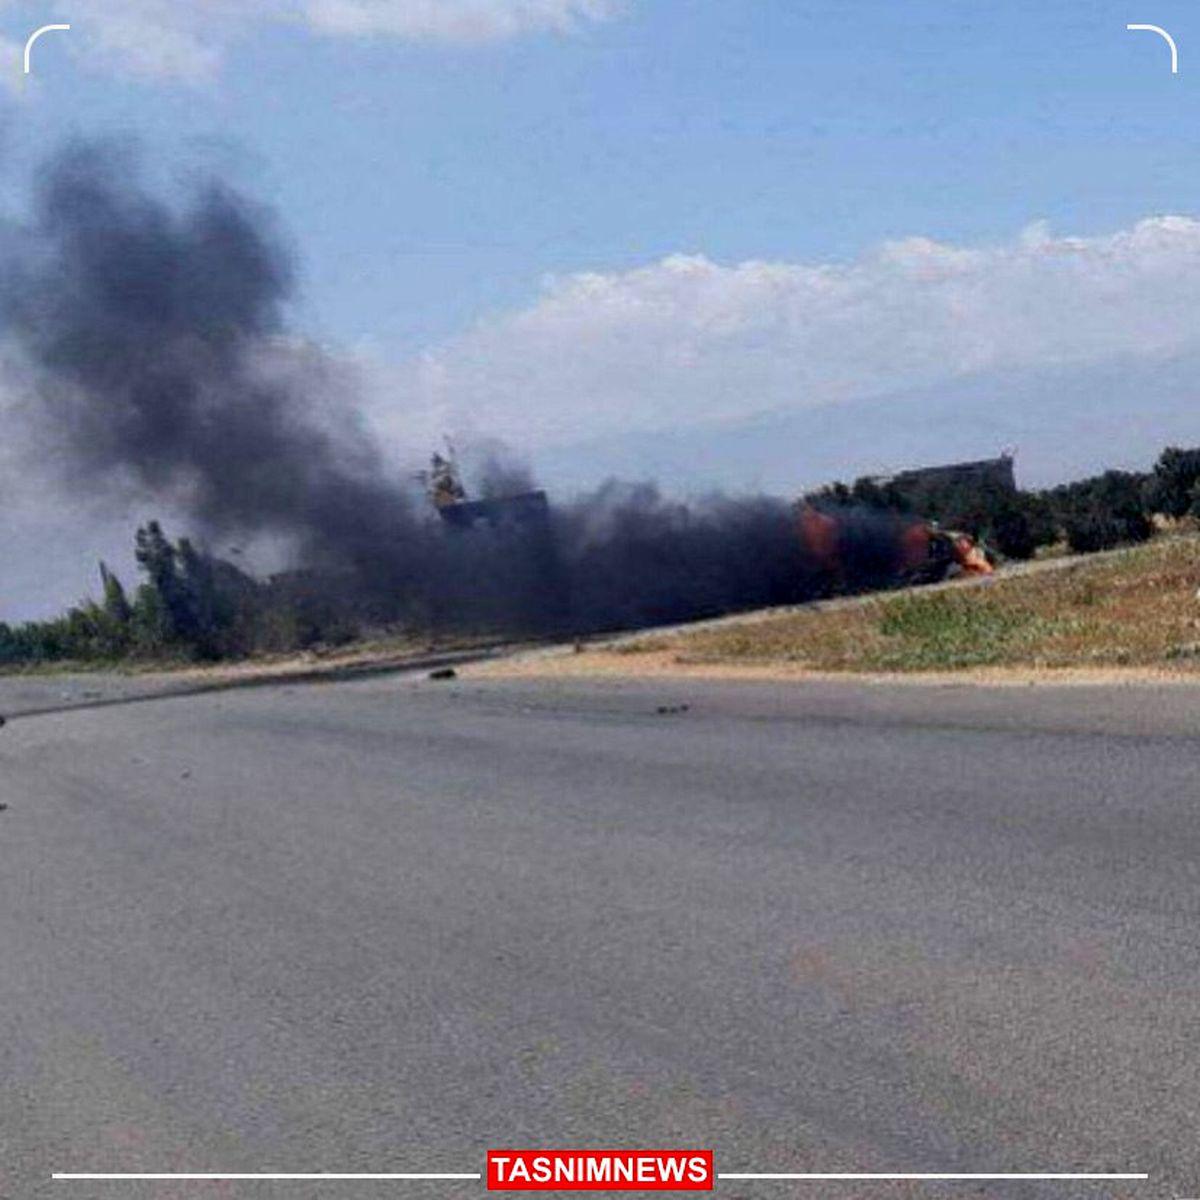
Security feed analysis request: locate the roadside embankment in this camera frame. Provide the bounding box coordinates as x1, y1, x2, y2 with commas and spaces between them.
470, 535, 1200, 685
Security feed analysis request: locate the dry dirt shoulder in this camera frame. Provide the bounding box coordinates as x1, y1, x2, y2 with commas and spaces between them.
465, 646, 1200, 688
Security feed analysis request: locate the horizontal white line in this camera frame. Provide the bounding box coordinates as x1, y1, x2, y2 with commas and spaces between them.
53, 1174, 482, 1182
717, 1175, 1148, 1182
53, 1170, 1149, 1185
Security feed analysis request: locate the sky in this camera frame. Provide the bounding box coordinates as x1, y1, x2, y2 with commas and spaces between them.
3, 0, 1200, 615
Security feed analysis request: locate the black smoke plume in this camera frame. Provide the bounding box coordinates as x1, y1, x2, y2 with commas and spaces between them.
0, 139, 887, 641
0, 139, 428, 595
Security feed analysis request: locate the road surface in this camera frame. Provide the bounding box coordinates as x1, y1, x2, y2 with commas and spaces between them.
2, 671, 1198, 1199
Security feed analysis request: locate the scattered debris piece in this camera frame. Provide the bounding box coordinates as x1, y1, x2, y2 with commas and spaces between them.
429, 667, 458, 681
422, 446, 550, 529
656, 704, 691, 716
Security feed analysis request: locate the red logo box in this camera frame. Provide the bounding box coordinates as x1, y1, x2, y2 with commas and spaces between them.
487, 1150, 714, 1191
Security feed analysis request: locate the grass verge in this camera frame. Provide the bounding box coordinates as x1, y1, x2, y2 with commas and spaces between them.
616, 535, 1200, 674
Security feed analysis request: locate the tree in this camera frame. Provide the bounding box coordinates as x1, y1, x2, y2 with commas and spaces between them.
1145, 446, 1200, 518
131, 582, 173, 653
134, 520, 185, 641
1044, 470, 1153, 553
99, 562, 132, 625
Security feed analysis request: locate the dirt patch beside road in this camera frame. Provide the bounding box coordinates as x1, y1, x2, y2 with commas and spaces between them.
468, 646, 1200, 688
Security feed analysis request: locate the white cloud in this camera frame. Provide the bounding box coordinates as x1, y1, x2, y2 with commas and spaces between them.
33, 0, 618, 81
400, 216, 1200, 452
303, 0, 619, 40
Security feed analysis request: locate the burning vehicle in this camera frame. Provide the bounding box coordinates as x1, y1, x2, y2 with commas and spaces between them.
798, 503, 994, 594
898, 521, 995, 584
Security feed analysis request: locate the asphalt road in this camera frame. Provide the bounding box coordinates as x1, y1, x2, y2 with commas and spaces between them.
3, 672, 1199, 1200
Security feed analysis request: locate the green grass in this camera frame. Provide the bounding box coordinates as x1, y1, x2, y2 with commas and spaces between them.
867, 592, 1047, 670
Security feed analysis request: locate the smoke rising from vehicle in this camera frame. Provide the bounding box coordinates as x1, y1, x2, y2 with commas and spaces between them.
0, 139, 895, 638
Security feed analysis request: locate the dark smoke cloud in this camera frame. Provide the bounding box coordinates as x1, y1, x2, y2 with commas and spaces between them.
0, 138, 883, 637
0, 138, 424, 594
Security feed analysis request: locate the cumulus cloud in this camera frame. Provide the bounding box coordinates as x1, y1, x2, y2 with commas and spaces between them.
26, 0, 618, 81
402, 216, 1200, 451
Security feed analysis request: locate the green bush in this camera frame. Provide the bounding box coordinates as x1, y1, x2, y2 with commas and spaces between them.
1042, 471, 1153, 553
1145, 446, 1200, 518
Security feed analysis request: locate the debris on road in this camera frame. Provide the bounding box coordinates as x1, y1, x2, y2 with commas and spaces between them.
429, 668, 458, 681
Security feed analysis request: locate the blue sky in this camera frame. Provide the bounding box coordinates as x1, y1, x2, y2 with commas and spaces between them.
5, 0, 1198, 349
6, 0, 1200, 615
